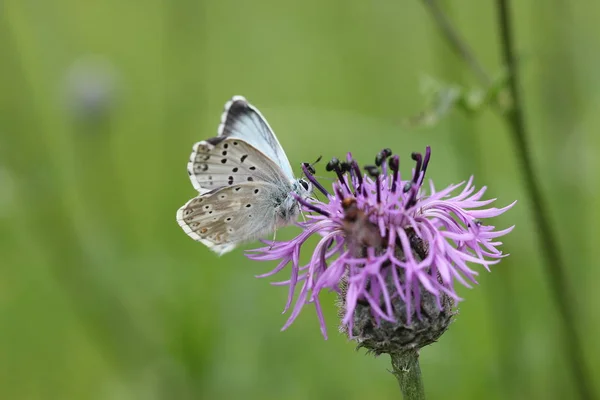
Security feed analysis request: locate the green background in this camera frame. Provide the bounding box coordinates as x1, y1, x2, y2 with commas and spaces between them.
1, 1, 599, 399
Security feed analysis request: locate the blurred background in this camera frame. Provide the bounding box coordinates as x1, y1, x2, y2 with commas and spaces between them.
1, 1, 599, 399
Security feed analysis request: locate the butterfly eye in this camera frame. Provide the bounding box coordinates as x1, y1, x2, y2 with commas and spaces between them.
299, 179, 309, 191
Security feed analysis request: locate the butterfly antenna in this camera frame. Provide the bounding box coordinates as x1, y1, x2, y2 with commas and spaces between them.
314, 175, 334, 181
311, 155, 323, 170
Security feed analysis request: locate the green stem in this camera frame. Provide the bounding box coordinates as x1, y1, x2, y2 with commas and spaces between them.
422, 0, 491, 86
420, 1, 595, 398
390, 351, 426, 400
494, 1, 594, 399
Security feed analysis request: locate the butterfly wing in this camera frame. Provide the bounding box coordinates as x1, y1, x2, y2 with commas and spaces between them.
178, 96, 303, 254
176, 182, 286, 255
216, 96, 295, 180
188, 137, 291, 194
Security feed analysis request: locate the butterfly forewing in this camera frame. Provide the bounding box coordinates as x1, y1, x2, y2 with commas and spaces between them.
188, 137, 291, 194
217, 96, 295, 180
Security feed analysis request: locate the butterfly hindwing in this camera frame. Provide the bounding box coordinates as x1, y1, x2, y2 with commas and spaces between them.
176, 182, 282, 254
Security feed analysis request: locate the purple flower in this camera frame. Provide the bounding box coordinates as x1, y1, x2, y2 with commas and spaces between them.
246, 147, 515, 341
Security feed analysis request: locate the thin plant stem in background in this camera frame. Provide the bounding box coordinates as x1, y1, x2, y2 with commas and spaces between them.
427, 5, 525, 399
421, 0, 491, 86
494, 1, 594, 399
421, 0, 595, 398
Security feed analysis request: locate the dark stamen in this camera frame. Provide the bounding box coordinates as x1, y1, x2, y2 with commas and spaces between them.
404, 178, 419, 209
327, 157, 350, 193
411, 152, 423, 184
326, 157, 339, 172
340, 161, 351, 173
292, 193, 330, 217
364, 165, 379, 177
406, 194, 417, 209
389, 155, 399, 193
405, 184, 418, 209
364, 165, 381, 204
301, 163, 330, 196
375, 148, 392, 167
420, 146, 431, 184
350, 161, 363, 195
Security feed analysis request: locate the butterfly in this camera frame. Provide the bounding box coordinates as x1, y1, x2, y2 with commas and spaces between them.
176, 96, 313, 255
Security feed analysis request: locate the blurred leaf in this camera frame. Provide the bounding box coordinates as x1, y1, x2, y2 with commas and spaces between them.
405, 70, 510, 128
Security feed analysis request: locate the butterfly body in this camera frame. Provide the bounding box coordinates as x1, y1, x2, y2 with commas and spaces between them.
177, 96, 311, 255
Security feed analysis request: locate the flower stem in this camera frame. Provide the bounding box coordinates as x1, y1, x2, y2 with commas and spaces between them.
390, 351, 426, 400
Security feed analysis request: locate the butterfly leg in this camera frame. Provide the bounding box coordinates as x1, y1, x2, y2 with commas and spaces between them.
300, 209, 307, 223
268, 228, 277, 250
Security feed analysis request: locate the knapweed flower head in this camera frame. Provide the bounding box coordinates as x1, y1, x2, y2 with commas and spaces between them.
247, 146, 515, 352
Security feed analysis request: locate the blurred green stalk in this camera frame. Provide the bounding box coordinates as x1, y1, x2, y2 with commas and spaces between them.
421, 0, 596, 398
494, 1, 594, 398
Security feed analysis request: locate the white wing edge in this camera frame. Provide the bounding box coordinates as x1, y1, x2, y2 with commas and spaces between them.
175, 198, 237, 256
186, 140, 215, 194
217, 95, 247, 137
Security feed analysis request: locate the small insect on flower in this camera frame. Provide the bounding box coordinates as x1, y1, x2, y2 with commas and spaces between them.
247, 146, 515, 349
341, 197, 383, 250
